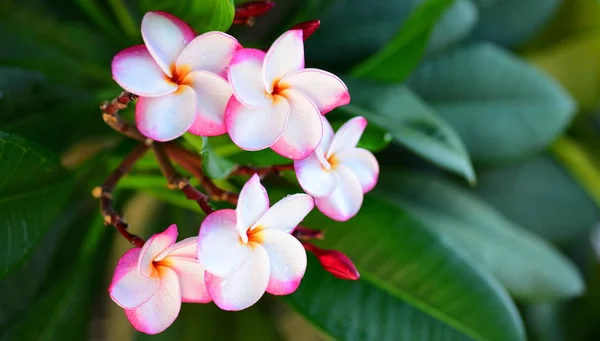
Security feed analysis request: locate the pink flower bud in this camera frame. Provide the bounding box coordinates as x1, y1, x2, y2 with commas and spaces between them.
303, 243, 360, 280
291, 20, 321, 41
234, 1, 275, 25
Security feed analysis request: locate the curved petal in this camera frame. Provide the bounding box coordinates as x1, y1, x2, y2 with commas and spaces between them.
176, 31, 241, 77
184, 71, 231, 136
294, 152, 337, 197
136, 85, 198, 142
162, 256, 211, 303
112, 45, 176, 97
139, 225, 178, 278
261, 230, 307, 295
327, 116, 367, 157
271, 90, 322, 160
315, 166, 363, 222
141, 11, 195, 76
197, 209, 252, 277
225, 96, 289, 151
263, 30, 304, 93
155, 237, 197, 261
109, 248, 159, 309
228, 48, 271, 107
125, 266, 182, 335
282, 68, 350, 114
319, 115, 335, 154
253, 194, 313, 233
237, 174, 269, 240
337, 148, 379, 193
205, 244, 269, 311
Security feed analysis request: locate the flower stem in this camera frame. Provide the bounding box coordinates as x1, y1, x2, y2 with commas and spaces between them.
100, 91, 148, 143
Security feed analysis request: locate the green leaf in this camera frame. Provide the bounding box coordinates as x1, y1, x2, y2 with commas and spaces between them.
524, 303, 567, 341
426, 0, 478, 54
351, 0, 454, 83
472, 153, 600, 243
468, 0, 562, 47
378, 171, 585, 302
294, 194, 525, 341
407, 43, 576, 164
139, 0, 235, 33
341, 79, 475, 183
0, 132, 74, 277
183, 134, 235, 180
287, 256, 475, 341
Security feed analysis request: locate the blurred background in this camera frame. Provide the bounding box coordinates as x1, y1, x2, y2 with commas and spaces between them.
3, 0, 600, 340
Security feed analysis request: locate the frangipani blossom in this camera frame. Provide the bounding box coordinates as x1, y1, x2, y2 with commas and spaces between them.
109, 225, 210, 334
225, 29, 350, 160
112, 12, 241, 141
197, 174, 314, 310
294, 116, 379, 221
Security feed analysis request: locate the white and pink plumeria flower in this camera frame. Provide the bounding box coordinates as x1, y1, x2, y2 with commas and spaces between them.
226, 29, 351, 160
295, 116, 379, 221
112, 12, 241, 141
197, 174, 314, 311
109, 225, 210, 334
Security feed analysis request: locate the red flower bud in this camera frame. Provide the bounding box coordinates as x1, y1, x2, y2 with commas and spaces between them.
303, 243, 360, 280
291, 20, 321, 41
234, 1, 275, 25
293, 225, 324, 240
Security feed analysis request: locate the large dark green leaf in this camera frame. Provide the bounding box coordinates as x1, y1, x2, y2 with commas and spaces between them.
342, 79, 475, 183
472, 154, 600, 243
426, 0, 478, 54
407, 43, 575, 164
139, 0, 234, 33
0, 132, 74, 277
379, 172, 584, 302
293, 194, 525, 341
351, 0, 454, 83
183, 134, 235, 180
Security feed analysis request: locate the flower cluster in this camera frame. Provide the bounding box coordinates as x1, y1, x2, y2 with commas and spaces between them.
108, 10, 380, 334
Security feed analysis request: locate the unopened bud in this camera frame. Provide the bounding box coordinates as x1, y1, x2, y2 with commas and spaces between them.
291, 20, 320, 41
233, 1, 275, 25
303, 243, 360, 280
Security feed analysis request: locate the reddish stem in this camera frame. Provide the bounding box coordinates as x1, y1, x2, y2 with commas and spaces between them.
232, 163, 294, 177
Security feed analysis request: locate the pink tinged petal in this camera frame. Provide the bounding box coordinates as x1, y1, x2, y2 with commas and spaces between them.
205, 244, 270, 311
337, 148, 380, 193
315, 166, 363, 222
318, 115, 336, 156
294, 152, 337, 197
261, 230, 307, 295
197, 209, 253, 277
263, 30, 305, 93
185, 71, 231, 136
125, 266, 182, 335
282, 68, 350, 114
228, 48, 271, 107
139, 225, 178, 278
225, 96, 289, 151
253, 194, 314, 233
109, 248, 160, 309
162, 256, 211, 303
271, 90, 323, 160
176, 32, 241, 77
155, 237, 197, 261
136, 85, 198, 142
112, 45, 177, 97
236, 174, 269, 240
327, 116, 368, 157
141, 11, 195, 76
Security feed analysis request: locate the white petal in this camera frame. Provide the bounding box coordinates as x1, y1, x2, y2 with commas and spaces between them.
205, 244, 270, 311
337, 148, 379, 193
135, 85, 198, 142
138, 225, 178, 278
225, 96, 289, 151
327, 116, 367, 157
260, 230, 307, 295
197, 209, 253, 277
294, 152, 337, 197
315, 165, 363, 221
271, 90, 323, 160
228, 48, 272, 107
185, 71, 231, 136
176, 31, 241, 77
319, 115, 336, 154
236, 174, 269, 240
253, 194, 314, 233
162, 256, 211, 303
141, 12, 195, 76
155, 237, 197, 261
263, 30, 304, 93
282, 68, 350, 114
109, 248, 159, 309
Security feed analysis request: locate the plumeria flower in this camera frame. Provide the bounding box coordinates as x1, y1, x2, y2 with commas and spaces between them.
197, 174, 314, 310
226, 29, 350, 160
294, 116, 379, 221
109, 225, 210, 334
112, 11, 241, 141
